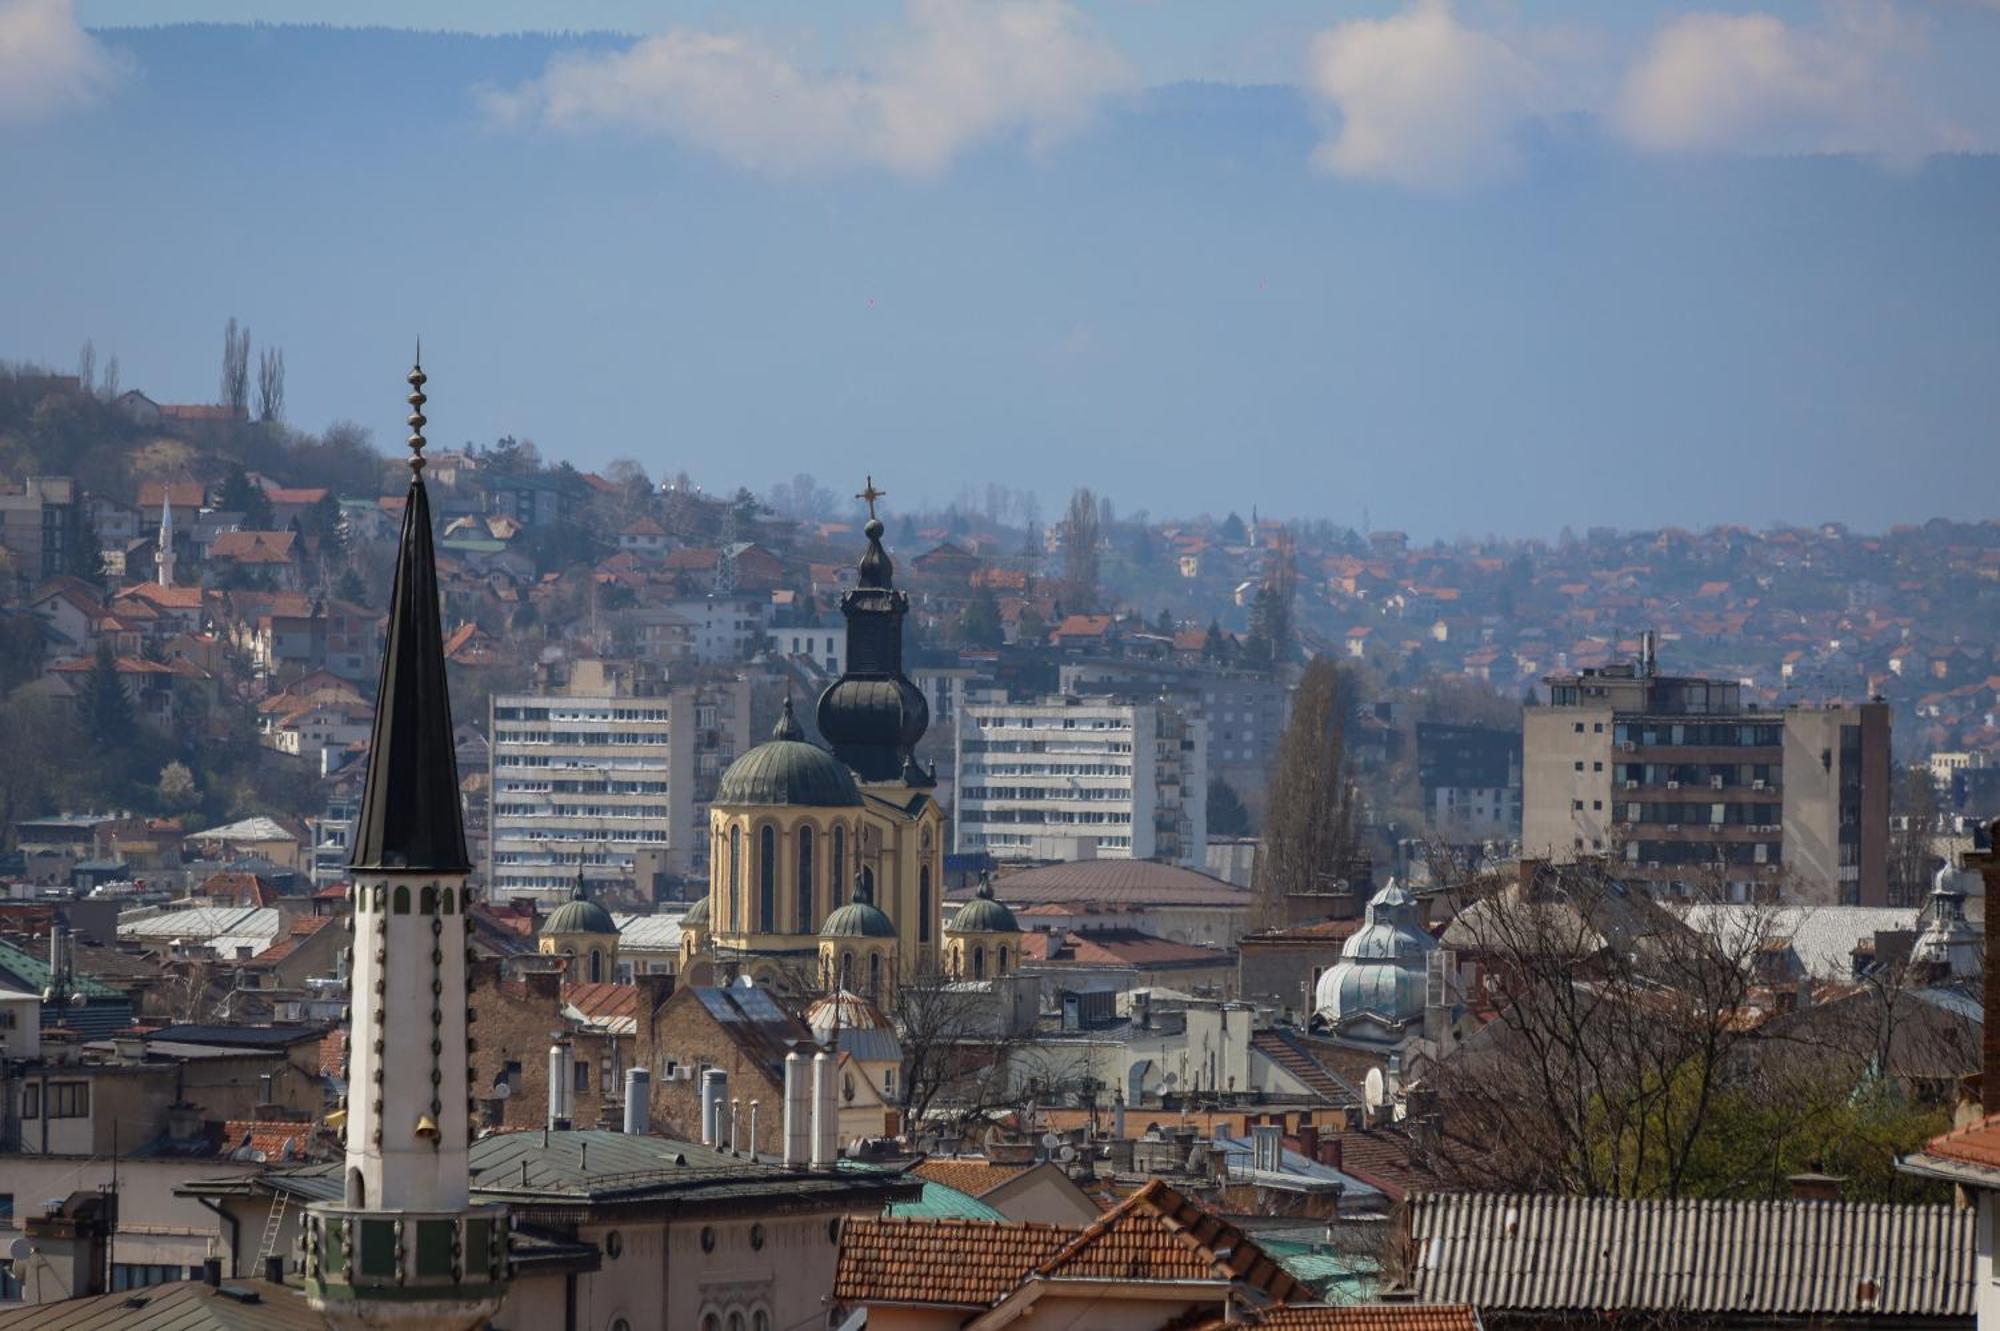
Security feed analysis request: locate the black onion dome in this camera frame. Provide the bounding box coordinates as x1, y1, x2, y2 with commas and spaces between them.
714, 698, 864, 808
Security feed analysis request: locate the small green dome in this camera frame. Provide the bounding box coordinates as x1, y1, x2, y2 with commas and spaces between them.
715, 699, 864, 808
681, 896, 710, 927
822, 871, 896, 939
949, 889, 1018, 935
544, 897, 616, 936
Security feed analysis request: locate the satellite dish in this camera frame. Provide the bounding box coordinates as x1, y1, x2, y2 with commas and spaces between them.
491, 1082, 512, 1101
1057, 1145, 1077, 1163
7, 1237, 33, 1263
1040, 1132, 1062, 1151
1363, 1068, 1385, 1110
69, 991, 88, 1009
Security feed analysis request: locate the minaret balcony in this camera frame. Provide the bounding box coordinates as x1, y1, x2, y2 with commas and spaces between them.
303, 1203, 510, 1312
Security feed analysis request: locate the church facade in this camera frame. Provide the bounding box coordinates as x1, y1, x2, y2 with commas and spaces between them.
683, 492, 949, 999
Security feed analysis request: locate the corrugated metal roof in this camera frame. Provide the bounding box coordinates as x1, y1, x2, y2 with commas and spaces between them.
612, 911, 683, 951
0, 1279, 326, 1331
1407, 1193, 1973, 1317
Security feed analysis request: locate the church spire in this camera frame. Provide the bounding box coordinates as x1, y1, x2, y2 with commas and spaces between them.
349, 353, 469, 873
815, 477, 931, 784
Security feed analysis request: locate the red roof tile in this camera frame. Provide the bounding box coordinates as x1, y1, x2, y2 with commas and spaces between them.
834, 1217, 1080, 1308
1191, 1308, 1481, 1331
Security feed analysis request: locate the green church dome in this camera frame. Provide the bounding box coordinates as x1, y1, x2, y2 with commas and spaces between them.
821, 870, 897, 939
948, 877, 1019, 934
714, 699, 864, 808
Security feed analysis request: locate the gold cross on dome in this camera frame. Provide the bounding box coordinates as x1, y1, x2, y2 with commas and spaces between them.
856, 476, 887, 520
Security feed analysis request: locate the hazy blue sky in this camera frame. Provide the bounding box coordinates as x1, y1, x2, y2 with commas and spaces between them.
6, 2, 1999, 536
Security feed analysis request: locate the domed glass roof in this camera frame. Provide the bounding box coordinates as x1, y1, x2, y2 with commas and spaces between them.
948, 878, 1019, 934
714, 699, 864, 808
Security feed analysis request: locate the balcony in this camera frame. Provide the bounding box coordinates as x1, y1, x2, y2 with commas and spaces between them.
304, 1204, 509, 1316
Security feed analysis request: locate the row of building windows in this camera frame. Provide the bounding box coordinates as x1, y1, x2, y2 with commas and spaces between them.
1614, 721, 1783, 747
499, 779, 670, 795
959, 809, 1135, 826
493, 804, 671, 820
492, 731, 671, 746
960, 762, 1132, 779
958, 787, 1136, 803
21, 1081, 90, 1118
494, 706, 673, 722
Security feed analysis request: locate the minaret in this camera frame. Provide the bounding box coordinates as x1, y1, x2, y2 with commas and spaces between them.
154, 491, 176, 589
815, 477, 931, 784
303, 355, 508, 1330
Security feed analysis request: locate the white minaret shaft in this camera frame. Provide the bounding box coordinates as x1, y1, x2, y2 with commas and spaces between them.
343, 874, 473, 1211
155, 493, 175, 588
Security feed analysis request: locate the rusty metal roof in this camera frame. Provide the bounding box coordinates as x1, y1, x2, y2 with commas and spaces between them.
1406, 1193, 1973, 1318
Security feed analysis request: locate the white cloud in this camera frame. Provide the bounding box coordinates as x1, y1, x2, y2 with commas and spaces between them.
0, 0, 120, 124
484, 0, 1134, 177
1614, 4, 1966, 157
1304, 0, 1552, 191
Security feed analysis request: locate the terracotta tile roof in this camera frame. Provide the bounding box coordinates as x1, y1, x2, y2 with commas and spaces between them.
1191, 1308, 1481, 1331
911, 1156, 1034, 1198
1021, 928, 1231, 969
834, 1217, 1080, 1308
210, 530, 298, 563
1922, 1111, 2000, 1170
560, 981, 639, 1024
254, 914, 335, 963
1035, 1179, 1304, 1300
139, 481, 208, 508
319, 1028, 347, 1078
221, 1119, 316, 1161
961, 859, 1249, 908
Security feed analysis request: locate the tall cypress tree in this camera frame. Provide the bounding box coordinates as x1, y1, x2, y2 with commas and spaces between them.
82, 640, 134, 749
1253, 655, 1359, 929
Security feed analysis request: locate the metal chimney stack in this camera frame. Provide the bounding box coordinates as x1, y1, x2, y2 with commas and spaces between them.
547, 1041, 573, 1131
622, 1068, 650, 1134
700, 1068, 727, 1146
812, 1049, 839, 1167
783, 1052, 811, 1167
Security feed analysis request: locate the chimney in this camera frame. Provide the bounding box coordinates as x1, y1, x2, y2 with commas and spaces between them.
700, 1068, 727, 1146
203, 1258, 224, 1288
782, 1052, 811, 1168
1320, 1137, 1344, 1172
263, 1255, 285, 1284
547, 1040, 573, 1131
622, 1068, 651, 1135
1980, 821, 2000, 1116
1297, 1124, 1319, 1161
748, 1100, 760, 1163
812, 1050, 838, 1167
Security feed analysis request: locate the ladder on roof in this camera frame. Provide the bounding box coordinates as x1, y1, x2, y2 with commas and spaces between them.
257, 1190, 291, 1266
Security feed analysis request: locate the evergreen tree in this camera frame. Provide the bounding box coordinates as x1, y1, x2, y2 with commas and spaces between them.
956, 587, 1005, 649
65, 506, 105, 583
1207, 774, 1251, 837
1220, 512, 1248, 544
1153, 608, 1175, 635
82, 640, 134, 750
1253, 656, 1359, 929
334, 566, 370, 608
1202, 619, 1230, 663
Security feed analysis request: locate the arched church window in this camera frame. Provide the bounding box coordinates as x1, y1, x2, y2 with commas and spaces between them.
758, 825, 776, 932
918, 867, 932, 943
392, 885, 409, 915
830, 827, 846, 907
796, 826, 815, 933
590, 949, 603, 983
728, 826, 741, 930
420, 884, 437, 915
441, 887, 455, 915
972, 946, 986, 980
998, 946, 1008, 975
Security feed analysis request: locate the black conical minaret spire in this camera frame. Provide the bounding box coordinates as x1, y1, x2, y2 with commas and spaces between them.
349, 353, 469, 872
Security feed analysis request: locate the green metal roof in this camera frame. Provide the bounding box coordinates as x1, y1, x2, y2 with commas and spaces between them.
0, 938, 123, 999
837, 1159, 1003, 1221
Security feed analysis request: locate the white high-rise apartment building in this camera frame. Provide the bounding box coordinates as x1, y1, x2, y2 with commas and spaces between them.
489, 663, 752, 902
955, 694, 1207, 865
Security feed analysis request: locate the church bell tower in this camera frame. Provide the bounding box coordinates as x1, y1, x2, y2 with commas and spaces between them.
303, 356, 509, 1330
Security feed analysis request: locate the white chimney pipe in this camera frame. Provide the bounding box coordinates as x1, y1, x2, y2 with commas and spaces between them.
748, 1099, 760, 1163
730, 1097, 741, 1155
700, 1068, 727, 1146
622, 1068, 650, 1135
548, 1042, 572, 1131
783, 1052, 811, 1168
812, 1049, 839, 1167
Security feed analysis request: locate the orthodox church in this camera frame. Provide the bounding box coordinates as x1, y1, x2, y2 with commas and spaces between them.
680, 485, 1018, 1001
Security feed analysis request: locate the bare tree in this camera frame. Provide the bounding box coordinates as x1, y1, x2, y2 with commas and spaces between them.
890, 966, 1038, 1138
221, 318, 250, 415
1059, 486, 1101, 611
257, 346, 286, 423
1252, 655, 1360, 929
77, 339, 95, 395
99, 355, 119, 403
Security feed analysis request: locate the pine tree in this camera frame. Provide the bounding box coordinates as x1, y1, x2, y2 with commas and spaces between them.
1207, 775, 1251, 837
82, 641, 134, 750
65, 506, 105, 584
1253, 656, 1359, 929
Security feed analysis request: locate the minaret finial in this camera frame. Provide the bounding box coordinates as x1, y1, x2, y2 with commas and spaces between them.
406, 346, 429, 475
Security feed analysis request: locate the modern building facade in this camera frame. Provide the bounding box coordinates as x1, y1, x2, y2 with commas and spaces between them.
1056, 658, 1286, 803
1524, 639, 1891, 904
1416, 721, 1522, 838
954, 694, 1207, 866
488, 663, 753, 902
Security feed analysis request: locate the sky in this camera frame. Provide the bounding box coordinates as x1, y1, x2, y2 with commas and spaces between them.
5, 0, 1999, 537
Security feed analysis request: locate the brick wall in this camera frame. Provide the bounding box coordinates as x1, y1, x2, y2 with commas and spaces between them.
633, 986, 789, 1158
468, 962, 615, 1130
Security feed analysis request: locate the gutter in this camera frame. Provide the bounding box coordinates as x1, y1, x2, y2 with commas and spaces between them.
192, 1195, 240, 1279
